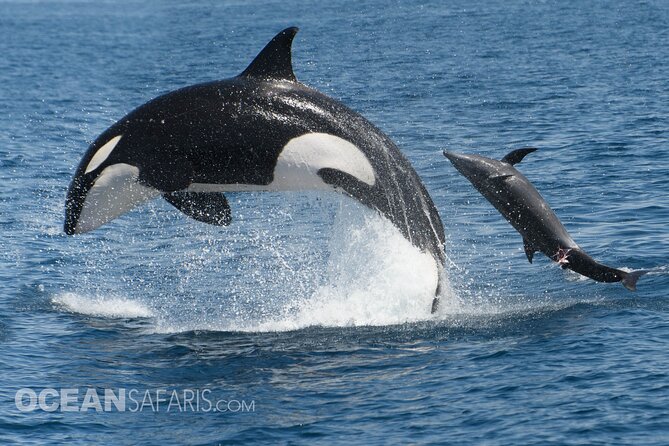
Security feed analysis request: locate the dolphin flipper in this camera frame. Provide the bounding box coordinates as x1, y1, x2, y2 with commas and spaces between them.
523, 237, 537, 263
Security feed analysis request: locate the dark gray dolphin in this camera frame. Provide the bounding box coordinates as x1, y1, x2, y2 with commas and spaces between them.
64, 27, 446, 309
443, 148, 646, 290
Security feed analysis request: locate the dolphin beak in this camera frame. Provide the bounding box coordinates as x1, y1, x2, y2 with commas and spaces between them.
443, 150, 458, 163
443, 150, 471, 164
442, 150, 481, 181
443, 150, 469, 167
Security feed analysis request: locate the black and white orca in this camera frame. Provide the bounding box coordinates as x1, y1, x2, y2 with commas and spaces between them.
444, 149, 647, 290
64, 27, 446, 310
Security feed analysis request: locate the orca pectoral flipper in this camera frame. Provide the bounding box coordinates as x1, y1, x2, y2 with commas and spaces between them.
164, 191, 232, 226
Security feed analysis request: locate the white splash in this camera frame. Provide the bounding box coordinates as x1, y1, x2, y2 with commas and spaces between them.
57, 196, 459, 333
263, 212, 443, 331
52, 292, 154, 318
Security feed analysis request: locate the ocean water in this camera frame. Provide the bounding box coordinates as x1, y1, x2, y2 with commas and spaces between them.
1, 0, 668, 444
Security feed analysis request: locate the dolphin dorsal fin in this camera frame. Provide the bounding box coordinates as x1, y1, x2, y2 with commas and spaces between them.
239, 27, 299, 82
501, 147, 538, 165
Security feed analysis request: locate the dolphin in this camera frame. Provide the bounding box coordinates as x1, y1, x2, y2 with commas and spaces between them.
443, 148, 646, 290
64, 27, 446, 310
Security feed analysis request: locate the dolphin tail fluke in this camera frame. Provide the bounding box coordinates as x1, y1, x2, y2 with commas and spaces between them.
621, 269, 648, 291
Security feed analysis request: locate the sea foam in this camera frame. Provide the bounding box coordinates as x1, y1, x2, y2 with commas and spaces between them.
52, 292, 154, 319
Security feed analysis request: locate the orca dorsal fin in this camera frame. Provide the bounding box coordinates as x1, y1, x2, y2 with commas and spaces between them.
501, 147, 538, 166
240, 27, 299, 82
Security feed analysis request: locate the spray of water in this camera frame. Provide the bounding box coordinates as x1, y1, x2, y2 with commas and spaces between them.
53, 189, 644, 332
247, 209, 442, 331
52, 292, 153, 318
52, 194, 456, 332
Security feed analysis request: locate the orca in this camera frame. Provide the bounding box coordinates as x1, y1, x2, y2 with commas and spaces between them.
443, 148, 647, 290
64, 27, 446, 310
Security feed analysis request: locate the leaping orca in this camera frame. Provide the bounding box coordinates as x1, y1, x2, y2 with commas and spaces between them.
64, 27, 446, 310
443, 148, 647, 290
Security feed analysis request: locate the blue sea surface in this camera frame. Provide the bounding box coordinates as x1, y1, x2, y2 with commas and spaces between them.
1, 0, 668, 444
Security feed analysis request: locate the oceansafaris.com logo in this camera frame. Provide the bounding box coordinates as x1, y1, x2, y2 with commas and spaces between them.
15, 387, 255, 413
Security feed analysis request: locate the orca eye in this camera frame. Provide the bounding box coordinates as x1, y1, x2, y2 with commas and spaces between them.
85, 135, 123, 174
